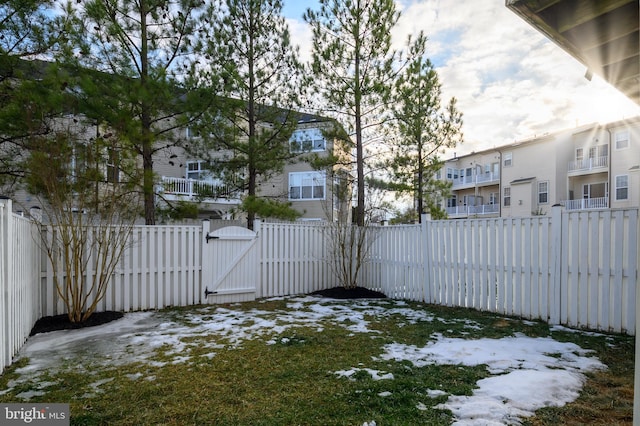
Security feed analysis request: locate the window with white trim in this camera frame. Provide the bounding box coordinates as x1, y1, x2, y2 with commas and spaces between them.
489, 192, 499, 205
446, 167, 459, 179
289, 171, 326, 200
106, 145, 120, 184
615, 175, 629, 200
538, 181, 548, 204
290, 128, 325, 153
615, 130, 630, 150
503, 187, 511, 206
186, 160, 211, 180
503, 152, 512, 167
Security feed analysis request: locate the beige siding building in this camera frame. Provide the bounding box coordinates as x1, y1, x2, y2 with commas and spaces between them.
158, 115, 350, 222
440, 117, 640, 218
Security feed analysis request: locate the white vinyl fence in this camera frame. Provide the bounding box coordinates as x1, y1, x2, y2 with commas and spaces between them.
258, 221, 333, 298
1, 199, 638, 376
0, 199, 41, 374
362, 206, 638, 334
41, 224, 203, 317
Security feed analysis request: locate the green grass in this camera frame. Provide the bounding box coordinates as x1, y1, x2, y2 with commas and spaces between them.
0, 299, 634, 425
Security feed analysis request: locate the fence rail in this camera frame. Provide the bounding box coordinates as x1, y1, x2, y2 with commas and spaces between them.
1, 199, 638, 376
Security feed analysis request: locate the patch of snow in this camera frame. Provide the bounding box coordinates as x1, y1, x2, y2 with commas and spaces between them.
334, 368, 394, 381
378, 334, 605, 424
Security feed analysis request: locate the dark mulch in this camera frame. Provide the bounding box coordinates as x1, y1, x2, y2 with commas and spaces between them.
29, 311, 124, 336
310, 286, 387, 299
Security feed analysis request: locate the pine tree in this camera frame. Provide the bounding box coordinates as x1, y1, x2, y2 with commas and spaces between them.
200, 0, 308, 229
58, 0, 210, 224
304, 0, 401, 226
384, 40, 463, 221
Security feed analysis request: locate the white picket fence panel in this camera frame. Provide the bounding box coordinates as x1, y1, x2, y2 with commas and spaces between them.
0, 199, 41, 374
258, 221, 334, 298
361, 206, 638, 334
41, 224, 203, 316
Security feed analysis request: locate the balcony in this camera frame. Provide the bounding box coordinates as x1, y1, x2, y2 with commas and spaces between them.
450, 172, 500, 189
561, 197, 608, 211
160, 176, 241, 204
568, 156, 608, 174
445, 204, 499, 218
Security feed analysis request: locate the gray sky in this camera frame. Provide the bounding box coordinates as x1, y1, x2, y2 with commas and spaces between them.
283, 0, 640, 156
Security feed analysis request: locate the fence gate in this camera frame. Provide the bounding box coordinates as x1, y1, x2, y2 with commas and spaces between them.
201, 223, 260, 304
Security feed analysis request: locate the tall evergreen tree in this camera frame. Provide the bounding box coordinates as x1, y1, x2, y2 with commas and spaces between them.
59, 0, 211, 224
0, 0, 61, 188
200, 0, 308, 230
384, 41, 463, 222
304, 0, 402, 226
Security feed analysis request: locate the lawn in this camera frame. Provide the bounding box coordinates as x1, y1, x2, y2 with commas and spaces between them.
0, 296, 634, 425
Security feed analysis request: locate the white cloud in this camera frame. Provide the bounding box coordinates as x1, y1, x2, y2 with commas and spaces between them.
284, 0, 640, 156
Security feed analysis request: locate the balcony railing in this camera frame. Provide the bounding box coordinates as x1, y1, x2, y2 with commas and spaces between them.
561, 197, 608, 211
445, 204, 499, 217
160, 176, 239, 199
450, 172, 500, 189
568, 156, 608, 172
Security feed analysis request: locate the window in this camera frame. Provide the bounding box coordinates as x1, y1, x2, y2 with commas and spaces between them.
446, 167, 459, 179
615, 175, 628, 200
106, 146, 120, 184
68, 143, 87, 184
489, 192, 499, 205
615, 130, 629, 150
186, 126, 203, 139
503, 187, 511, 206
289, 171, 326, 200
503, 152, 512, 167
446, 195, 457, 208
186, 161, 211, 180
538, 181, 548, 204
290, 128, 325, 153
575, 148, 583, 162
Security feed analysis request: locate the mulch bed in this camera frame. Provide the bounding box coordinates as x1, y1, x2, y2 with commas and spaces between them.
29, 311, 124, 336
28, 287, 385, 336
310, 286, 387, 299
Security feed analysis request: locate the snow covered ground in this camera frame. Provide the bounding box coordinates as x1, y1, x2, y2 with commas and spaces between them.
3, 297, 607, 425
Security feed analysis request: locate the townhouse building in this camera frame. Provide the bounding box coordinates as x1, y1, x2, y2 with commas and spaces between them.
439, 117, 640, 218
155, 114, 350, 222
2, 64, 349, 223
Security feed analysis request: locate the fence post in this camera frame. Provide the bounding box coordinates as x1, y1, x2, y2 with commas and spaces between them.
0, 197, 12, 369
549, 204, 562, 324
421, 213, 431, 303
201, 220, 211, 300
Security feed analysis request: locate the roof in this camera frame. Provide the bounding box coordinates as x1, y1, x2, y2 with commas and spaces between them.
507, 0, 640, 105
